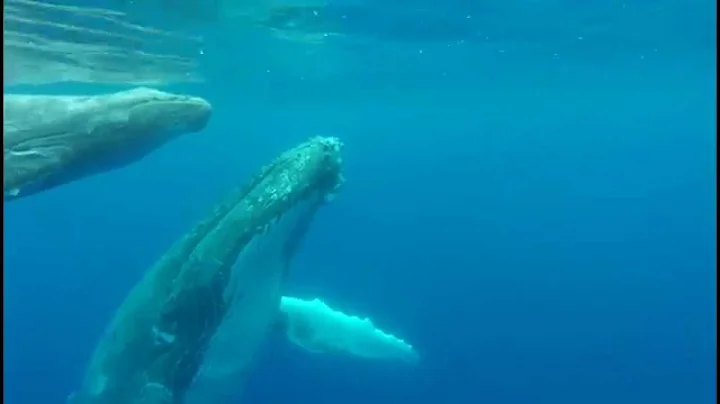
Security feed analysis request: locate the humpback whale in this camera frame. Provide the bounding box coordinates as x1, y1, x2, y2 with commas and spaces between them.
68, 136, 344, 404
3, 87, 211, 201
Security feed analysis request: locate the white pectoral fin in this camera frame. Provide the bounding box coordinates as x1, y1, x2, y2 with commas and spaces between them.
280, 296, 419, 364
287, 325, 328, 354
277, 308, 324, 354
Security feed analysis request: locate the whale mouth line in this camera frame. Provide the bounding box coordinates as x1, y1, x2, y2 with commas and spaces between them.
128, 96, 205, 111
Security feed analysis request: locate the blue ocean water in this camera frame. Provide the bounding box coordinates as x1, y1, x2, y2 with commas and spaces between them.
2, 1, 717, 403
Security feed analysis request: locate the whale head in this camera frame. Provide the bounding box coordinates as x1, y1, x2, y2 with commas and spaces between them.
107, 87, 211, 134
3, 87, 212, 201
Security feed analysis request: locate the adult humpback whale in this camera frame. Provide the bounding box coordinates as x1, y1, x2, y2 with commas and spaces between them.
68, 136, 344, 404
3, 87, 211, 201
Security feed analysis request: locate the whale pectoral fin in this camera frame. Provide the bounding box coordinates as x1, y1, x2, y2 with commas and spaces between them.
4, 146, 72, 197
134, 383, 173, 404
286, 318, 331, 354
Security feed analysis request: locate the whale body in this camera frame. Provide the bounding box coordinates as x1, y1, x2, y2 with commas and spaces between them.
68, 136, 344, 404
3, 87, 211, 201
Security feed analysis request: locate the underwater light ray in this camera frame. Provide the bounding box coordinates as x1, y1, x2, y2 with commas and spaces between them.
3, 0, 204, 86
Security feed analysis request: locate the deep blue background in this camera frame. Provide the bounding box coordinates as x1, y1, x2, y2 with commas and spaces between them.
3, 1, 717, 403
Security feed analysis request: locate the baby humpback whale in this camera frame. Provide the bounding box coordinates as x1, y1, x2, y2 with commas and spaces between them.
68, 137, 344, 404
3, 87, 211, 201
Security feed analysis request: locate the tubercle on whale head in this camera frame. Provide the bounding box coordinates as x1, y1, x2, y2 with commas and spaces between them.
251, 135, 345, 206
310, 135, 345, 202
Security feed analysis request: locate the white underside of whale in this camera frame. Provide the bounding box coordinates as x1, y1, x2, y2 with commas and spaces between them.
183, 194, 320, 404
